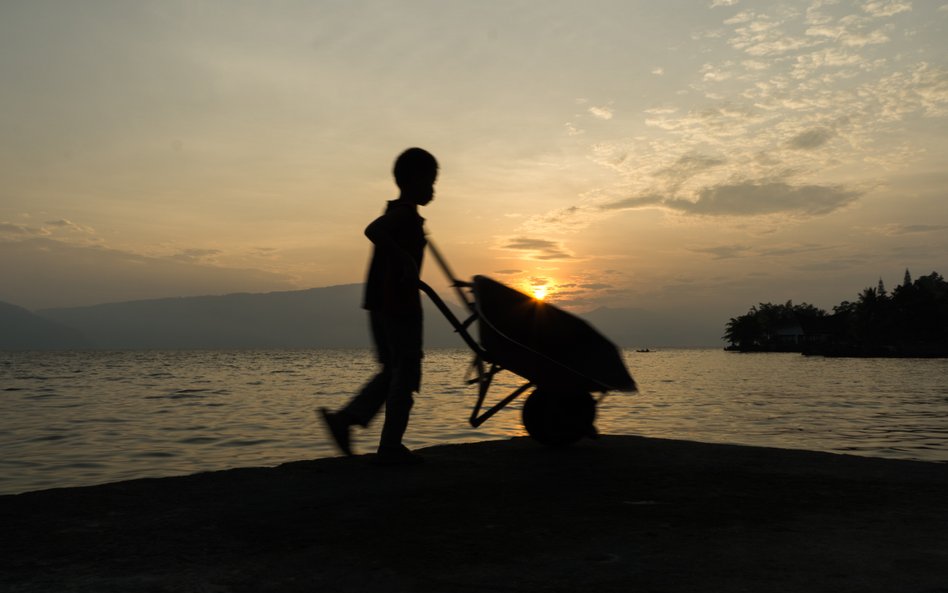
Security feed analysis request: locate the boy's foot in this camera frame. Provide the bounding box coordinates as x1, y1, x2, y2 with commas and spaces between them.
318, 408, 353, 456
371, 444, 424, 466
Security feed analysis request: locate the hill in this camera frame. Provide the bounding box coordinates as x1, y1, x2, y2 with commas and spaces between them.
8, 283, 723, 351
0, 301, 89, 350
35, 284, 467, 350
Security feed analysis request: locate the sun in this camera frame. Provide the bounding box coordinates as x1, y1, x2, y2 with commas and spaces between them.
532, 286, 548, 300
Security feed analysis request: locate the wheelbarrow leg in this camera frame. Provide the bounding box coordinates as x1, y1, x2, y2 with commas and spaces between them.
467, 357, 534, 428
470, 381, 534, 428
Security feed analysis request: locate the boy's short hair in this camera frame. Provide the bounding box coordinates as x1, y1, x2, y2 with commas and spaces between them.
393, 148, 438, 188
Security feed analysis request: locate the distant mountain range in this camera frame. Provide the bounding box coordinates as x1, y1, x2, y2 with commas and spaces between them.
0, 301, 89, 350
1, 283, 722, 350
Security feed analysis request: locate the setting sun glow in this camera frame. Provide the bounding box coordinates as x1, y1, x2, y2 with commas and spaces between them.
532, 286, 548, 301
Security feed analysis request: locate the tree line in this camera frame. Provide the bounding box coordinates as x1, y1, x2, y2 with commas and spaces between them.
723, 270, 948, 357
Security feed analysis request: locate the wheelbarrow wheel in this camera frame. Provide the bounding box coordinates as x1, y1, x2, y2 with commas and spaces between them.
521, 386, 596, 446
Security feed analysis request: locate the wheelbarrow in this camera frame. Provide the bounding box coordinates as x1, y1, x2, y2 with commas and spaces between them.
419, 242, 637, 446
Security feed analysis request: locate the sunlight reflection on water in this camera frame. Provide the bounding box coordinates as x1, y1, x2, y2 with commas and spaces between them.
1, 348, 946, 494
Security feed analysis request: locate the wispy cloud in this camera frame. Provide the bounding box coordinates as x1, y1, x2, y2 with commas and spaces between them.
1, 219, 96, 240
171, 248, 223, 263
874, 223, 948, 236
547, 0, 946, 235
501, 237, 574, 260
862, 1, 912, 18
690, 244, 753, 259
728, 12, 818, 57
603, 181, 860, 217
589, 106, 614, 120
44, 219, 96, 235
0, 222, 48, 237
656, 154, 728, 183
691, 241, 834, 260
787, 127, 835, 149
681, 182, 860, 216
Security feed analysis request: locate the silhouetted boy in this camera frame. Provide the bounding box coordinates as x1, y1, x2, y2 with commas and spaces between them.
320, 148, 438, 465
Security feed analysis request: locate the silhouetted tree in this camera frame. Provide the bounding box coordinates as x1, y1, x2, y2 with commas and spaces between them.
722, 301, 827, 351
723, 308, 762, 350
723, 270, 948, 356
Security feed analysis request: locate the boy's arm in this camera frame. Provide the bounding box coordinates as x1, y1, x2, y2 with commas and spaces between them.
365, 215, 420, 283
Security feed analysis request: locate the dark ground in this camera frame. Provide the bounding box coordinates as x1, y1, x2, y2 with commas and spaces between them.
3, 435, 947, 592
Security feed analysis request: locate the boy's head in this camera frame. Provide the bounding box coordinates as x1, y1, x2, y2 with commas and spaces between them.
393, 147, 438, 206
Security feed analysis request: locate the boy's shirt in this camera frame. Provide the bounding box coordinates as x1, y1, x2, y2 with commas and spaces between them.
362, 199, 427, 315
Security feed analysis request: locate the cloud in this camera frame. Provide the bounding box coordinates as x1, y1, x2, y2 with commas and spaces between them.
172, 248, 223, 263
643, 106, 678, 115
674, 182, 860, 216
578, 3, 945, 230
588, 106, 614, 120
645, 103, 768, 136
0, 222, 48, 237
862, 1, 912, 18
792, 258, 868, 272
0, 218, 98, 244
493, 269, 522, 274
602, 182, 860, 217
599, 194, 664, 211
0, 237, 297, 309
791, 48, 863, 78
874, 223, 948, 236
502, 237, 574, 260
805, 11, 896, 48
701, 63, 733, 82
724, 11, 754, 25
651, 67, 664, 76
2, 219, 98, 240
656, 154, 727, 182
787, 127, 835, 149
690, 244, 753, 259
710, 0, 740, 7
728, 12, 818, 57
692, 242, 833, 260
758, 243, 833, 257
521, 204, 604, 234
741, 59, 770, 71
43, 219, 96, 235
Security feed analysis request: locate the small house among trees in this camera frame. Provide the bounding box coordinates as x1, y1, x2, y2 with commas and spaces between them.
723, 270, 948, 357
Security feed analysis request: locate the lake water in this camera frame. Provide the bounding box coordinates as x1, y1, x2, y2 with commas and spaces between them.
1, 348, 946, 495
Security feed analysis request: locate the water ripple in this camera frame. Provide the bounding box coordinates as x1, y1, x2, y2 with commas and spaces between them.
2, 348, 947, 495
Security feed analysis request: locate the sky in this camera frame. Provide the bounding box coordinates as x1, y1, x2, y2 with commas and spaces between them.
2, 1, 947, 344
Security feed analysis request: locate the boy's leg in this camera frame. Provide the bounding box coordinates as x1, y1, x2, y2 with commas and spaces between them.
321, 312, 389, 455
338, 311, 391, 426
378, 313, 423, 450
341, 370, 390, 427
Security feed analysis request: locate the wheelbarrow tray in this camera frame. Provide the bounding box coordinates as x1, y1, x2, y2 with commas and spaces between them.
472, 275, 636, 393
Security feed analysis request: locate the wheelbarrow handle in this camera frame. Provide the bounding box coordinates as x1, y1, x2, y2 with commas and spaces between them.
427, 239, 475, 312
418, 280, 485, 357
